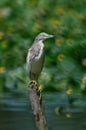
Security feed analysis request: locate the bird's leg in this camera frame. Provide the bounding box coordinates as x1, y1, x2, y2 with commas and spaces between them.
30, 79, 42, 105
30, 72, 37, 85
30, 72, 42, 104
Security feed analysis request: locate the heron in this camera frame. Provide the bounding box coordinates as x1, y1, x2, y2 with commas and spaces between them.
26, 32, 54, 84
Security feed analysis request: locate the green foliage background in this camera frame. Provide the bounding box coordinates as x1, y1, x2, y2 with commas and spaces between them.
0, 0, 86, 93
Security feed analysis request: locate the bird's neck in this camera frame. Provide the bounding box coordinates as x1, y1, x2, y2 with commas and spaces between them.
38, 40, 44, 45
34, 39, 44, 46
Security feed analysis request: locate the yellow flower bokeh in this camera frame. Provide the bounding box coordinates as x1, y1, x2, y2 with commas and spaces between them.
55, 38, 63, 46
66, 112, 72, 118
0, 32, 4, 40
66, 38, 73, 46
77, 14, 85, 20
2, 40, 9, 48
50, 18, 61, 28
6, 28, 14, 35
82, 76, 86, 85
27, 1, 37, 7
32, 23, 41, 33
0, 67, 6, 74
57, 54, 64, 61
66, 89, 73, 95
39, 85, 44, 92
55, 7, 65, 15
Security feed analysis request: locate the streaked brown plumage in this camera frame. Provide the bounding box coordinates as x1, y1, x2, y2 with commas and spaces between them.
26, 32, 54, 81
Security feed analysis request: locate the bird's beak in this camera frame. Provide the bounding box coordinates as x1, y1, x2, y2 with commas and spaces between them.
48, 34, 55, 38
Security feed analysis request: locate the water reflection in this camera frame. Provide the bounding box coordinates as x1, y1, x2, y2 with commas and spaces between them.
0, 92, 86, 130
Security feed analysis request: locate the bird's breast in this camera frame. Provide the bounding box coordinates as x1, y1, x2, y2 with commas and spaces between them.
31, 51, 45, 73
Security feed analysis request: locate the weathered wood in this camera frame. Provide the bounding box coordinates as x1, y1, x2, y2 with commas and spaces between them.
28, 81, 49, 130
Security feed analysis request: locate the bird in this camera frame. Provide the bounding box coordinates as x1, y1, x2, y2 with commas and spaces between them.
26, 32, 54, 83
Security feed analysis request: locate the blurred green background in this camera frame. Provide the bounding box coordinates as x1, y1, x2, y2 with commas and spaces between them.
0, 0, 86, 94
0, 1, 86, 130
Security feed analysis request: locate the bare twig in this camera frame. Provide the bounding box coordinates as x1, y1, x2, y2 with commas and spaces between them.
28, 81, 49, 130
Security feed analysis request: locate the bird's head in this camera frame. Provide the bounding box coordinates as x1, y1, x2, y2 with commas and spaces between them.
35, 32, 54, 41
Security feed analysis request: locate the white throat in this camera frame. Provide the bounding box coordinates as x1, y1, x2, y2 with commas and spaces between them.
38, 40, 44, 47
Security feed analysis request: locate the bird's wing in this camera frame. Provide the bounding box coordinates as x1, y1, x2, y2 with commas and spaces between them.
28, 43, 43, 62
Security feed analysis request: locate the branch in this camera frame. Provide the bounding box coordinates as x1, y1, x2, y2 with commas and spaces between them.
28, 81, 49, 130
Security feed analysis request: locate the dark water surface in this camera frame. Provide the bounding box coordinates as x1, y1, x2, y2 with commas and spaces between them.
0, 92, 86, 130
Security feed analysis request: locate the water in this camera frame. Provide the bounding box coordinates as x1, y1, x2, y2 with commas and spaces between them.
0, 92, 86, 130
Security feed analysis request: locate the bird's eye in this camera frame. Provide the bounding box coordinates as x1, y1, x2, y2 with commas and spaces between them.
43, 34, 47, 37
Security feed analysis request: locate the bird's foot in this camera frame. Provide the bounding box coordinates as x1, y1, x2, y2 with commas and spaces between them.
30, 80, 37, 85
29, 80, 38, 90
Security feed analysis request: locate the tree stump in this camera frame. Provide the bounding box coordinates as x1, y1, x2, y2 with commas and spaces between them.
28, 81, 49, 130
